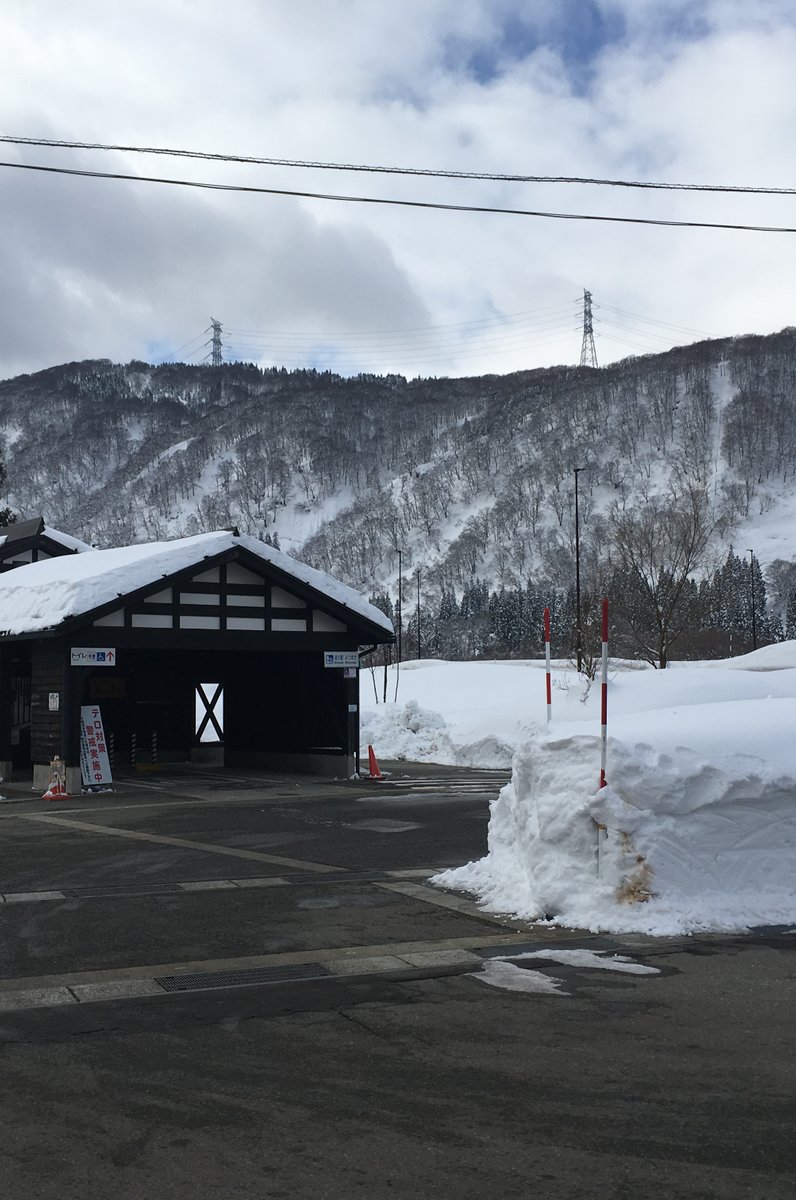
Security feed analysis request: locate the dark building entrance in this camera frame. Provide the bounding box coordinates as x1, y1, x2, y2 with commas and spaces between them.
79, 647, 352, 767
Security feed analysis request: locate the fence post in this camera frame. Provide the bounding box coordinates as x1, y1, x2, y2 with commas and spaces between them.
597, 597, 609, 877
544, 606, 552, 728
600, 598, 609, 789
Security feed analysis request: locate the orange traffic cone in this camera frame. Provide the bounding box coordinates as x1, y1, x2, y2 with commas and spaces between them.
367, 744, 383, 780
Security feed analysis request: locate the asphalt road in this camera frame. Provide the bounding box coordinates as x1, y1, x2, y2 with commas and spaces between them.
0, 762, 793, 1199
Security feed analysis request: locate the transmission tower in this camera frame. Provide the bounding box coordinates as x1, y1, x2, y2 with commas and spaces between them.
207, 318, 223, 367
579, 289, 598, 368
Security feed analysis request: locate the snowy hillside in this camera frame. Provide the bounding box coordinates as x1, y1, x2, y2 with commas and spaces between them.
0, 328, 794, 635
361, 651, 796, 935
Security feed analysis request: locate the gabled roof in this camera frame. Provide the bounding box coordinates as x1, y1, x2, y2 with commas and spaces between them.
0, 530, 394, 638
0, 517, 93, 555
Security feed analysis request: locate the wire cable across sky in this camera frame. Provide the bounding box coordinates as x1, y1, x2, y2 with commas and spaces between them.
3, 134, 796, 197
1, 159, 795, 234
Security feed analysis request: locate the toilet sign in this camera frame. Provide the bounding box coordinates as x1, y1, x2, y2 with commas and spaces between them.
71, 648, 116, 667
323, 651, 359, 669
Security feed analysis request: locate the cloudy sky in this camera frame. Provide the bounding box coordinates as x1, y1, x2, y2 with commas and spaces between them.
1, 0, 795, 380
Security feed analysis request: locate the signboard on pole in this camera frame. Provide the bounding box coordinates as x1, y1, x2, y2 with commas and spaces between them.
80, 705, 113, 788
323, 651, 359, 669
71, 648, 117, 667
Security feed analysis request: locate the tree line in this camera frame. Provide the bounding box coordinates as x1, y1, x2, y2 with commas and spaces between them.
371, 545, 787, 669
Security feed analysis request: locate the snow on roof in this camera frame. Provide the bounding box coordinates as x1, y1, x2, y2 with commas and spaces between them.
41, 525, 94, 554
0, 530, 394, 637
0, 523, 93, 554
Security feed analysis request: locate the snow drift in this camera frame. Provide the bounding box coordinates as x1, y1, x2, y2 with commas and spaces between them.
436, 694, 796, 935
362, 649, 796, 934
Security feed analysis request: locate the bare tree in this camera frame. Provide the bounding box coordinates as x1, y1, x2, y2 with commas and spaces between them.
609, 484, 718, 667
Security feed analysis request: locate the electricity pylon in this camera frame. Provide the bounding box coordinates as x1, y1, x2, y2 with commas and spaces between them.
207, 318, 223, 367
579, 289, 598, 368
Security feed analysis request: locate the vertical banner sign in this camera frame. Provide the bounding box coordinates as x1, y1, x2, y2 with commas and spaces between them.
80, 705, 114, 787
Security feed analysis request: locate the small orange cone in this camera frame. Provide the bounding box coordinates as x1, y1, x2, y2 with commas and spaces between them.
367, 744, 383, 780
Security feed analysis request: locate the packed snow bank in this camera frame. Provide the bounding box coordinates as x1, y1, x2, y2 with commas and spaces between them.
360, 659, 545, 767
367, 650, 796, 933
360, 652, 796, 768
360, 697, 514, 768
436, 697, 796, 935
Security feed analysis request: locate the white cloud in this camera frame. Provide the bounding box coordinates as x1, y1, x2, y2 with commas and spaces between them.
0, 1, 794, 379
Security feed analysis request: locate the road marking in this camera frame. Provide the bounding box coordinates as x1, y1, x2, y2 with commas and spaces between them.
68, 980, 165, 1003
177, 879, 239, 892
0, 987, 76, 1011
384, 868, 438, 879
0, 873, 445, 903
19, 814, 346, 874
0, 789, 333, 821
398, 949, 482, 968
2, 890, 66, 903
325, 955, 410, 975
228, 876, 289, 888
376, 879, 519, 927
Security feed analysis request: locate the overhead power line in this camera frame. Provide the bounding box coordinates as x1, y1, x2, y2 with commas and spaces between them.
2, 134, 795, 197
595, 317, 683, 348
1, 159, 795, 234
593, 302, 709, 339
218, 332, 580, 372
224, 315, 580, 354
225, 299, 581, 339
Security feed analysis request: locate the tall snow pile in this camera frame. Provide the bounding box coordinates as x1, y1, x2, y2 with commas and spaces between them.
360, 649, 796, 934
435, 662, 796, 934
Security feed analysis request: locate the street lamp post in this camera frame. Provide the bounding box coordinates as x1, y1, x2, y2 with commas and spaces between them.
747, 549, 757, 651
416, 567, 421, 660
574, 467, 586, 672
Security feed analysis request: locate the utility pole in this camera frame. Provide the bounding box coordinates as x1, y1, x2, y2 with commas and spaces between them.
574, 467, 585, 672
747, 549, 757, 651
416, 567, 421, 660
579, 289, 598, 369
207, 318, 223, 367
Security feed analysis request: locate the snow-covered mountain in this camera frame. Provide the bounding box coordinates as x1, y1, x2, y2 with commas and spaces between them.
0, 328, 794, 606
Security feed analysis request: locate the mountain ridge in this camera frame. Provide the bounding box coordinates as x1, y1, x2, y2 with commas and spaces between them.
1, 328, 794, 620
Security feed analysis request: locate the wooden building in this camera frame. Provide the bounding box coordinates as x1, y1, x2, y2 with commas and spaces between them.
0, 516, 93, 572
0, 529, 394, 789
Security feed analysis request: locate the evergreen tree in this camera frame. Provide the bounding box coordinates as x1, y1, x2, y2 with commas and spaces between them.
785, 589, 796, 640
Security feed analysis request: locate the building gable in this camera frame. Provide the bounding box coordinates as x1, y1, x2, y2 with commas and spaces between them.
0, 517, 92, 573
82, 546, 372, 640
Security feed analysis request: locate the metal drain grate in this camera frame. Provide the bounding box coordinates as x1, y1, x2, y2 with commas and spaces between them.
155, 962, 331, 992
284, 870, 389, 885
70, 883, 181, 898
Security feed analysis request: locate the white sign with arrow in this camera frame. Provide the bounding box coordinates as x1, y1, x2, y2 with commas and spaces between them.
71, 647, 117, 667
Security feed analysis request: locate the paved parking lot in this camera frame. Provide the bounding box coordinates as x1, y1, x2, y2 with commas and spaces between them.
0, 763, 793, 1199
0, 763, 517, 998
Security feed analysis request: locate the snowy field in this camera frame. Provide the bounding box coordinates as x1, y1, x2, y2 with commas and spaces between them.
361, 648, 796, 936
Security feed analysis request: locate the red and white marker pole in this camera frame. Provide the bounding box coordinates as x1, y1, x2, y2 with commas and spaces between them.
599, 597, 609, 789
596, 598, 610, 878
544, 606, 552, 727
